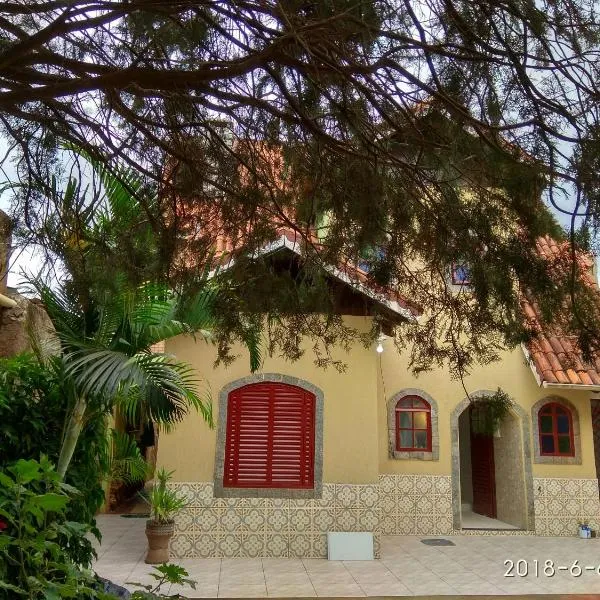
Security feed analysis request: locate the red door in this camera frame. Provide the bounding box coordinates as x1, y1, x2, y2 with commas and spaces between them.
470, 407, 497, 518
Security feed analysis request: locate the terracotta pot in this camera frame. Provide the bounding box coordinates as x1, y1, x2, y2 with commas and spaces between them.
145, 520, 175, 564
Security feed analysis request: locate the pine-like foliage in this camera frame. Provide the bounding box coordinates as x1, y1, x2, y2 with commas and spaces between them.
2, 1, 599, 373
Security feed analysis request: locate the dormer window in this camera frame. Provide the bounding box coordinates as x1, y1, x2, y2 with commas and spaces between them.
451, 263, 471, 285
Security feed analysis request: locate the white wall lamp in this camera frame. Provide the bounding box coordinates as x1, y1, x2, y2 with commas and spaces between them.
375, 334, 386, 354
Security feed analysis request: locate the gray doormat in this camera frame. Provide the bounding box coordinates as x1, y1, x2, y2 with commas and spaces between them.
421, 538, 456, 546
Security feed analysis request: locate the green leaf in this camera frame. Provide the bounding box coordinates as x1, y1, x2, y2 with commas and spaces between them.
31, 493, 69, 512
0, 472, 14, 488
10, 459, 42, 483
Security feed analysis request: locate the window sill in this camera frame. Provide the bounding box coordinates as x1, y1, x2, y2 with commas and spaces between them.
213, 482, 322, 499
534, 455, 582, 465
389, 449, 439, 461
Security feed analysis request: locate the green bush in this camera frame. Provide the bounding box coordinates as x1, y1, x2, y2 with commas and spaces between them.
0, 457, 100, 599
0, 354, 107, 549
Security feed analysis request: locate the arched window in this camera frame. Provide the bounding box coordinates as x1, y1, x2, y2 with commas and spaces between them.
223, 382, 315, 489
538, 402, 575, 457
395, 396, 432, 452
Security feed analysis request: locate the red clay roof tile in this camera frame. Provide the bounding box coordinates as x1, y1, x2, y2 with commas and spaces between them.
523, 236, 600, 388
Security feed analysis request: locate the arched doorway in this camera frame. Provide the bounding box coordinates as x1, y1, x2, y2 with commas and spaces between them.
451, 392, 535, 531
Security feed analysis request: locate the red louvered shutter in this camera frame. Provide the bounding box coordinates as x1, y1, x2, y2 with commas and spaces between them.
223, 383, 315, 489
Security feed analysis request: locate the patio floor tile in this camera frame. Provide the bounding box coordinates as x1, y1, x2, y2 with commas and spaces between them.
93, 514, 600, 596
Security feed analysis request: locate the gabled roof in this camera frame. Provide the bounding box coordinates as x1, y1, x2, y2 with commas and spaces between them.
218, 227, 421, 321
522, 236, 600, 389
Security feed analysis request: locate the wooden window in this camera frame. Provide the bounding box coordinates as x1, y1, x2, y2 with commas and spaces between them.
395, 396, 432, 452
538, 402, 575, 457
223, 382, 315, 489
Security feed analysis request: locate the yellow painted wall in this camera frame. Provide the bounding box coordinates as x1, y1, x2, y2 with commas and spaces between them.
377, 338, 597, 479
157, 313, 598, 485
157, 316, 381, 484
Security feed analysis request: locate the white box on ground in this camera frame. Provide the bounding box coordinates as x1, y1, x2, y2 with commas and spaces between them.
327, 532, 374, 560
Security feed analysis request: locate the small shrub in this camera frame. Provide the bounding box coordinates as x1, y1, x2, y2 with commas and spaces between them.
128, 563, 197, 598
142, 469, 187, 525
0, 457, 100, 599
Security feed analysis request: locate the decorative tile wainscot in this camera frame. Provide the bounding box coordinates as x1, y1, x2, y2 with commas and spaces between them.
378, 474, 453, 536
533, 477, 600, 536
169, 482, 381, 558
168, 475, 600, 557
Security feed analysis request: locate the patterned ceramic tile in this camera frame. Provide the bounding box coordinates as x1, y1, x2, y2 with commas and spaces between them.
289, 509, 312, 532
242, 508, 266, 532
313, 508, 335, 532
168, 474, 600, 558
581, 498, 600, 515
379, 475, 396, 494
397, 515, 417, 535
288, 534, 311, 558
218, 533, 242, 557
582, 479, 599, 497
267, 497, 290, 509
194, 508, 219, 531
379, 514, 397, 535
334, 508, 358, 531
310, 533, 328, 557
380, 493, 395, 515
220, 508, 243, 532
197, 483, 214, 507
358, 509, 379, 530
175, 509, 194, 532
333, 484, 358, 508
359, 484, 380, 508
240, 533, 265, 557
397, 494, 416, 515
434, 476, 452, 495
434, 516, 453, 535
194, 533, 219, 558
170, 533, 196, 558
415, 515, 435, 535
265, 533, 289, 557
415, 495, 435, 514
265, 508, 288, 532
396, 475, 416, 494
433, 495, 452, 515
414, 475, 435, 495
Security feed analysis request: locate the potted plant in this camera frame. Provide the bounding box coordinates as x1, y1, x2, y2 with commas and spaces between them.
142, 468, 187, 563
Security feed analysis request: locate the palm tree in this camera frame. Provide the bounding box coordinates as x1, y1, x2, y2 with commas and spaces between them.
25, 149, 262, 480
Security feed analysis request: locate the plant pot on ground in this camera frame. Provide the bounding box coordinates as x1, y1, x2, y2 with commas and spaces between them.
142, 468, 187, 564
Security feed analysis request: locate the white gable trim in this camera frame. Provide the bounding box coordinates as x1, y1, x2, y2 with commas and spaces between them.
216, 234, 416, 320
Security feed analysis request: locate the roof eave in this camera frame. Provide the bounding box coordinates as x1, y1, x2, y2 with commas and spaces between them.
216, 234, 418, 321
521, 344, 600, 392
541, 382, 600, 392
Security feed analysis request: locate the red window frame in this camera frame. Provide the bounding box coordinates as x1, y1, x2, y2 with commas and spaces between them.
223, 382, 315, 489
538, 402, 575, 457
395, 395, 432, 452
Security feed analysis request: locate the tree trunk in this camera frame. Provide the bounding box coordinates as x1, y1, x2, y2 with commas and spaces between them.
57, 396, 87, 480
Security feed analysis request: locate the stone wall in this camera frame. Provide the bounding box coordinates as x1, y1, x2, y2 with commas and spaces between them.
494, 415, 527, 528
0, 294, 56, 358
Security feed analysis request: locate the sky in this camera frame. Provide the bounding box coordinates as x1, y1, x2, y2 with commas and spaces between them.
0, 134, 585, 291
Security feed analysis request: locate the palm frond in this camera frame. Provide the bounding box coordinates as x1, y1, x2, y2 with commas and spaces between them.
25, 277, 87, 344
63, 348, 212, 426
240, 319, 264, 373
108, 430, 148, 484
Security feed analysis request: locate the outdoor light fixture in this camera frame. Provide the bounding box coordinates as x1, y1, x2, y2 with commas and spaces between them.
375, 334, 385, 353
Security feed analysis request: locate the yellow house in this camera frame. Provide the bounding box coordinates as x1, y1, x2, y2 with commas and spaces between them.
156, 234, 600, 558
